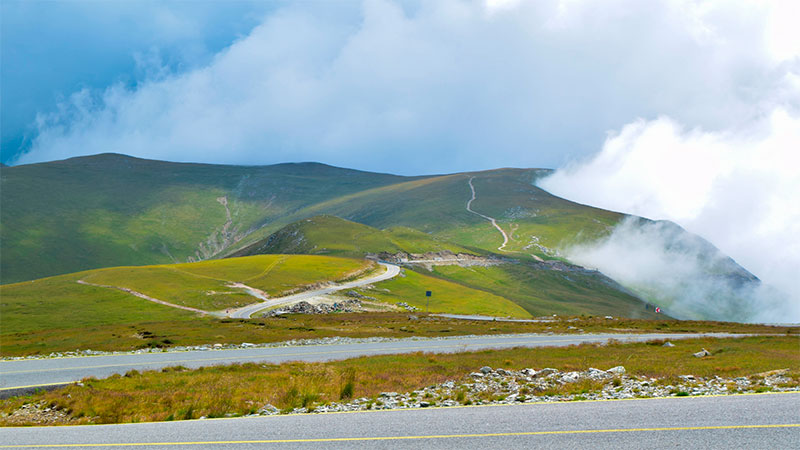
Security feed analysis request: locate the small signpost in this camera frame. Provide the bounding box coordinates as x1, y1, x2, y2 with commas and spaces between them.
425, 290, 432, 313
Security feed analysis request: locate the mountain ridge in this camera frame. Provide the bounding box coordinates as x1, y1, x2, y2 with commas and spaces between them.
0, 153, 762, 320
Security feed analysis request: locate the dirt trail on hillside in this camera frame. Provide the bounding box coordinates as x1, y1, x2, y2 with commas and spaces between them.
466, 177, 510, 252
76, 280, 215, 316
227, 262, 401, 319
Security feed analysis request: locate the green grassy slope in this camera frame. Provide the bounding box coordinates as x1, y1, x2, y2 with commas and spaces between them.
77, 255, 370, 311
2, 154, 762, 321
258, 169, 624, 259
0, 272, 194, 336
0, 254, 372, 338
234, 215, 474, 258
0, 154, 419, 283
357, 269, 531, 318
425, 264, 662, 319
236, 217, 660, 319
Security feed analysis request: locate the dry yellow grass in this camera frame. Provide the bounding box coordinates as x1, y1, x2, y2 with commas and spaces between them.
1, 335, 797, 426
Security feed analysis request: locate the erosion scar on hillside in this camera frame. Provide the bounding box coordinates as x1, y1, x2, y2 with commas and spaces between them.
466, 177, 510, 252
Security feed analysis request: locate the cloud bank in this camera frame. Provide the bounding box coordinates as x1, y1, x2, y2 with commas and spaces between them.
540, 109, 800, 322
14, 0, 798, 174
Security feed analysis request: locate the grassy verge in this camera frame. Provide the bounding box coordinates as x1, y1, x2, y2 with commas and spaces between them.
2, 313, 795, 357
1, 336, 797, 426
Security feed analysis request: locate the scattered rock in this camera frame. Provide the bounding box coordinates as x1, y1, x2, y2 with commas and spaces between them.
560, 372, 583, 383
262, 366, 798, 417
662, 341, 675, 347
586, 368, 612, 380
693, 348, 711, 358
534, 368, 558, 378
258, 404, 279, 415
607, 366, 626, 375
1, 401, 74, 426
262, 299, 363, 317
480, 366, 493, 374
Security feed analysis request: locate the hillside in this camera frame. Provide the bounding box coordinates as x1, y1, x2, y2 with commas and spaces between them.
234, 215, 660, 318
0, 153, 764, 321
0, 154, 420, 283
2, 154, 615, 283
0, 254, 373, 336
232, 215, 474, 258
0, 253, 542, 355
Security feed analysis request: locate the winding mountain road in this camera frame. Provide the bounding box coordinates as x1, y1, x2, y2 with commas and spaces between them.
2, 393, 796, 448
226, 262, 401, 318
466, 177, 510, 251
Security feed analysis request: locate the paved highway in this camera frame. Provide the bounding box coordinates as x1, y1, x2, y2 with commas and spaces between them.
1, 392, 796, 448
228, 262, 401, 319
1, 332, 742, 393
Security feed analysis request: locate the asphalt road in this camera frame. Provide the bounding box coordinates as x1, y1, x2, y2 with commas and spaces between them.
1, 392, 797, 448
0, 332, 742, 393
228, 262, 401, 319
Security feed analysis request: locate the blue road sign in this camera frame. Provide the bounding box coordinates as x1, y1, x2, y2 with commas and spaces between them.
426, 291, 432, 297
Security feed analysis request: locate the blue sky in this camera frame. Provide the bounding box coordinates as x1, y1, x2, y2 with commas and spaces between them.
1, 0, 277, 164
4, 0, 794, 174
2, 0, 799, 314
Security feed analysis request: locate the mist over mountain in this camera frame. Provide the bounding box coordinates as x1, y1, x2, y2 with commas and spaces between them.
2, 153, 783, 322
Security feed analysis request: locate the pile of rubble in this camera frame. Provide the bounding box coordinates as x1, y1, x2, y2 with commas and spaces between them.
263, 366, 797, 415
261, 300, 362, 317
0, 401, 75, 426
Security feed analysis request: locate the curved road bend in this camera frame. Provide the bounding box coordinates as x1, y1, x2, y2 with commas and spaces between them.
228, 262, 401, 319
1, 333, 745, 392
1, 393, 797, 448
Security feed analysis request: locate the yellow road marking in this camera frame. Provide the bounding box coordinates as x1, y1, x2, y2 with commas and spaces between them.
2, 424, 798, 447
0, 339, 583, 376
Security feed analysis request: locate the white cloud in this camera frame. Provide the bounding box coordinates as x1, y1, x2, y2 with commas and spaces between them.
540, 108, 800, 322
15, 0, 797, 175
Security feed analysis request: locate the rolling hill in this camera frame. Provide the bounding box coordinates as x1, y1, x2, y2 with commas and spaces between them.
0, 154, 419, 283
0, 254, 373, 335
1, 153, 763, 321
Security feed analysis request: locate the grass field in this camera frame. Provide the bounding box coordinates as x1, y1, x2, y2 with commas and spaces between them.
2, 335, 796, 425
234, 215, 472, 259
423, 264, 662, 319
0, 255, 372, 345
357, 269, 531, 318
81, 255, 373, 311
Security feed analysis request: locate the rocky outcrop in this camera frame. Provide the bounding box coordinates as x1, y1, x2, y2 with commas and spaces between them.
261, 300, 363, 317
369, 250, 503, 268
